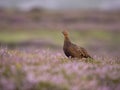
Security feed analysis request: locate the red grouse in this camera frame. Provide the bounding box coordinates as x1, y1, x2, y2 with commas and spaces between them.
62, 30, 92, 59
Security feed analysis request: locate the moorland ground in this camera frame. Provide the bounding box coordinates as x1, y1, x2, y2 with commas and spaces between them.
0, 9, 120, 90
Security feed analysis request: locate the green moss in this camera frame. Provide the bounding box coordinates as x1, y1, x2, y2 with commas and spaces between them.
35, 81, 68, 90
84, 58, 101, 64
81, 75, 93, 81
61, 69, 76, 85
0, 30, 119, 51
60, 58, 70, 64
2, 66, 12, 77
0, 30, 62, 45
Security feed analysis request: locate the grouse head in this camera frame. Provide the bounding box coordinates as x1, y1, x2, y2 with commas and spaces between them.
62, 30, 68, 37
62, 30, 71, 43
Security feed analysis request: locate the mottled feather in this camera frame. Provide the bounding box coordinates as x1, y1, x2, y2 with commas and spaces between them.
62, 30, 93, 59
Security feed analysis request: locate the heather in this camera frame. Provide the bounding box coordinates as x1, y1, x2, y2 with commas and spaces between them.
0, 48, 120, 90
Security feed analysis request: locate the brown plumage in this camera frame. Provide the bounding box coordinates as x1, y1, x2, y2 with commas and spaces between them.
62, 30, 93, 59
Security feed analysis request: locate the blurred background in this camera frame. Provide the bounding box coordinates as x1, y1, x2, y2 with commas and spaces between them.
0, 0, 120, 56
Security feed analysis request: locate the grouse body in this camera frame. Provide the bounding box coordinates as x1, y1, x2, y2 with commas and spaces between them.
62, 30, 92, 59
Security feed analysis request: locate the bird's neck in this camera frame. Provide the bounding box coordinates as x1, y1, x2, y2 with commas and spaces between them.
64, 36, 71, 44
